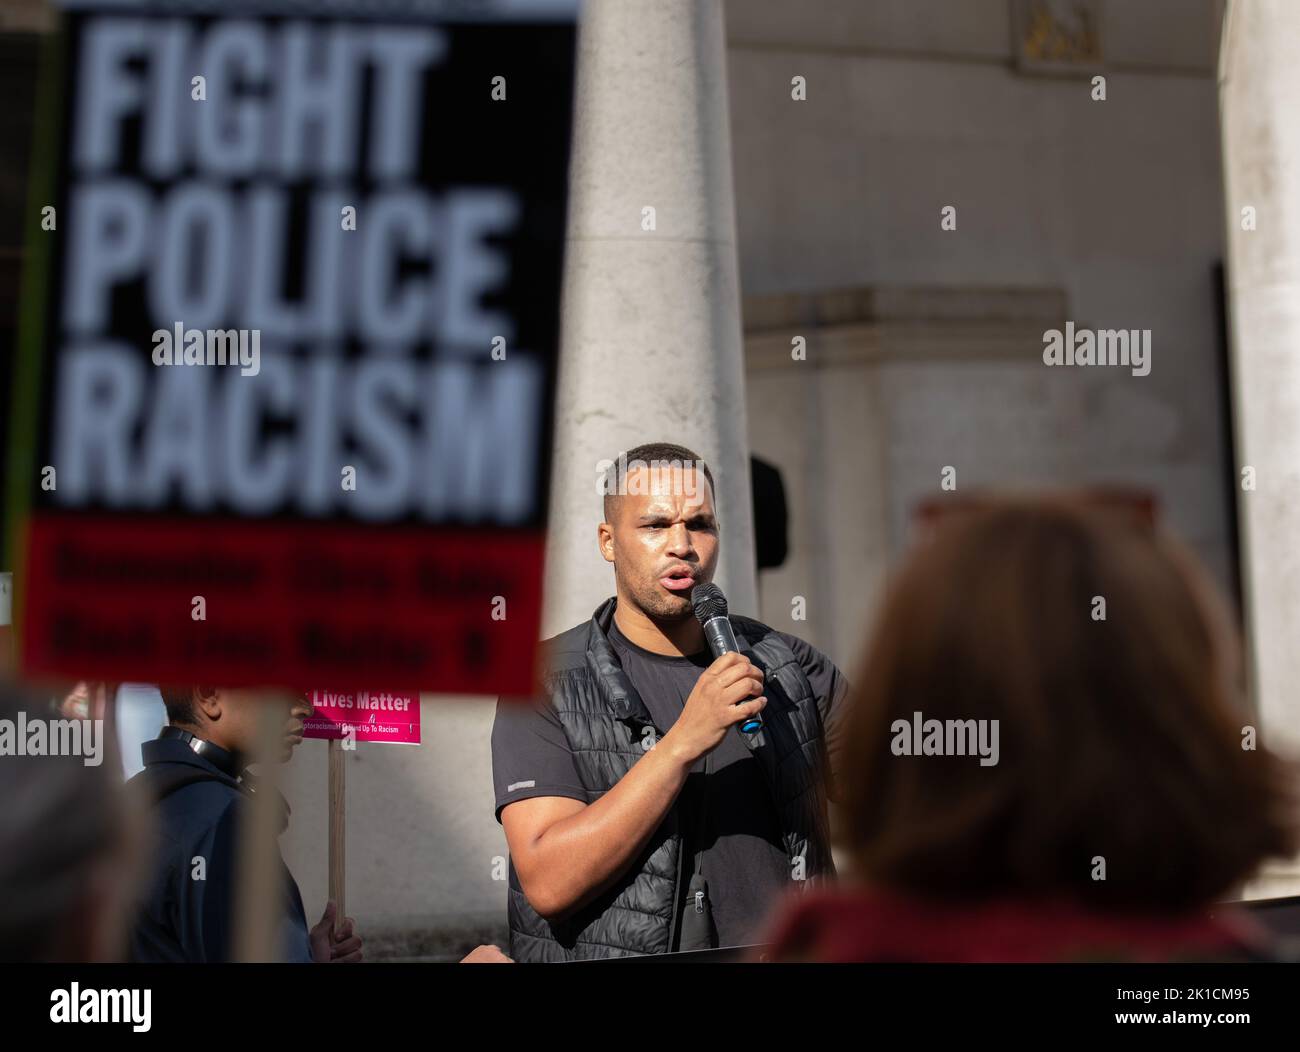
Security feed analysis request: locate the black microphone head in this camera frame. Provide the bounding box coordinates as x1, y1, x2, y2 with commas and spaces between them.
691, 582, 728, 624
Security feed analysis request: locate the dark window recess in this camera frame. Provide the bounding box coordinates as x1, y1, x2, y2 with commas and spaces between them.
751, 454, 788, 571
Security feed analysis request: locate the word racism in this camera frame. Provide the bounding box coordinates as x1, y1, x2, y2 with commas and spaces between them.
151, 324, 260, 376
50, 984, 151, 1032
597, 456, 710, 499
890, 712, 1000, 767
1042, 323, 1151, 377
54, 17, 540, 523
0, 713, 104, 766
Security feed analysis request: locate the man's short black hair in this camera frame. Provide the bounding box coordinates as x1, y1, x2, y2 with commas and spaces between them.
602, 442, 716, 523
158, 686, 201, 727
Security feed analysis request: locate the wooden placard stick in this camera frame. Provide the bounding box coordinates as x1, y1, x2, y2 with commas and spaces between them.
329, 735, 346, 937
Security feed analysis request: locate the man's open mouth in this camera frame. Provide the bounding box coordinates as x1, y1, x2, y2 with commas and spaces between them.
659, 568, 696, 592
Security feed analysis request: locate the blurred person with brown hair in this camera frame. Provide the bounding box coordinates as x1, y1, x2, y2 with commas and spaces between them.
760, 492, 1299, 962
0, 685, 142, 961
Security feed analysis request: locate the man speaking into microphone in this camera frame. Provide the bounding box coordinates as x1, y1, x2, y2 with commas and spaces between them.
491, 442, 848, 960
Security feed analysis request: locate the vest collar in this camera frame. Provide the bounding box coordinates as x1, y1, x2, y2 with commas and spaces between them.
585, 596, 757, 727
586, 597, 653, 725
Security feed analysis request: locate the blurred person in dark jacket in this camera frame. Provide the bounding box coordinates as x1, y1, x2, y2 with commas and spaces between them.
129, 687, 363, 964
0, 686, 141, 961
761, 492, 1299, 962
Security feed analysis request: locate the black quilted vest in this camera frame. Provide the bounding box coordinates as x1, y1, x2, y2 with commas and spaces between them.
506, 596, 836, 961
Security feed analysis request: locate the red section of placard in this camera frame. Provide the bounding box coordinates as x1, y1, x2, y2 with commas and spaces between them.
20, 515, 544, 696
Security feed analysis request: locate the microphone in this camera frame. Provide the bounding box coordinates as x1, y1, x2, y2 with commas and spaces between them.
691, 582, 763, 734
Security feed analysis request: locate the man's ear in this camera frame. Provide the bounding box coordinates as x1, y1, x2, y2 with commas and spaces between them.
597, 522, 615, 564
194, 686, 221, 723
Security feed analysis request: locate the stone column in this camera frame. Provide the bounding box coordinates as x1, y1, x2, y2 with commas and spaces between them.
541, 0, 757, 636
1220, 0, 1300, 761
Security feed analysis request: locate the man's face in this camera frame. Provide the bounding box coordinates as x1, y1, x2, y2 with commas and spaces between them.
219, 692, 315, 762
599, 465, 719, 621
279, 694, 314, 762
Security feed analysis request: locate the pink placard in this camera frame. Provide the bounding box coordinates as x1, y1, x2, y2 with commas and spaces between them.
306, 691, 421, 745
